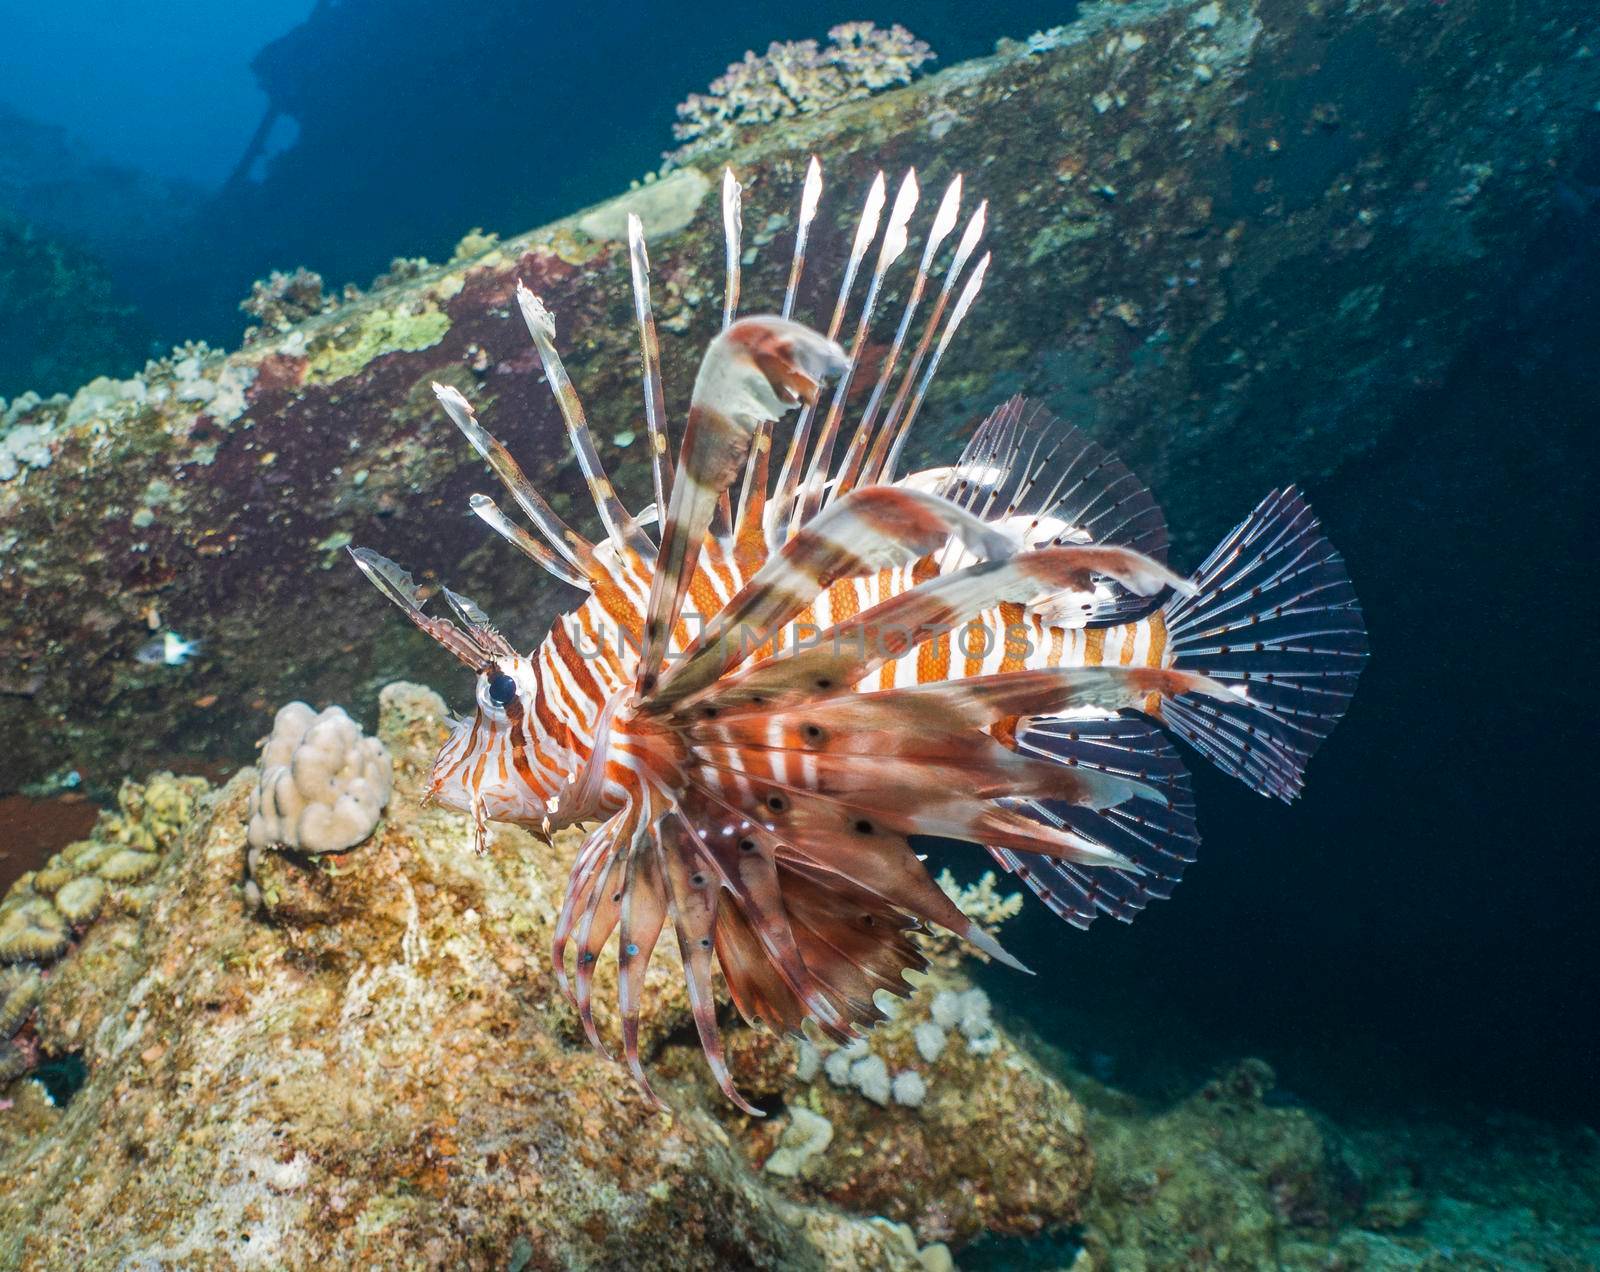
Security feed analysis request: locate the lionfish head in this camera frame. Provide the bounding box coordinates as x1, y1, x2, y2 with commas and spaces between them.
346, 548, 561, 827
427, 652, 556, 824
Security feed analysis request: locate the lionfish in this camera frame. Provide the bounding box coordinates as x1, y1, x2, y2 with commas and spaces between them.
351, 161, 1367, 1111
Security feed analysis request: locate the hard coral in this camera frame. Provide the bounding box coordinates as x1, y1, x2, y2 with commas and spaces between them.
53, 875, 106, 924
694, 964, 1091, 1247
0, 680, 956, 1268
240, 266, 333, 342
0, 898, 67, 964
0, 771, 207, 983
668, 22, 934, 162
0, 966, 41, 1037
246, 702, 393, 854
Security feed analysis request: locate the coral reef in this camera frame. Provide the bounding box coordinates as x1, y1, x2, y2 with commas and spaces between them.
669, 22, 934, 162
0, 683, 1089, 1269
0, 770, 207, 1102
658, 962, 1090, 1247
245, 701, 393, 854
1, 684, 1596, 1267
764, 1106, 835, 1177
1060, 1054, 1600, 1270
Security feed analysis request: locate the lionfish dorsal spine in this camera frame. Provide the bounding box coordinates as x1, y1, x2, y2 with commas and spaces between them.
872, 199, 988, 486
792, 168, 920, 530
768, 170, 887, 545
833, 172, 964, 504
432, 382, 597, 585
780, 156, 824, 322
721, 167, 743, 330
626, 212, 674, 519
468, 493, 589, 591
882, 249, 991, 483
513, 283, 655, 559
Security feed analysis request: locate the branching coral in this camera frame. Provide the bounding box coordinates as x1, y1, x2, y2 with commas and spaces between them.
240, 267, 333, 341
669, 22, 934, 162
917, 870, 1025, 972
246, 703, 393, 855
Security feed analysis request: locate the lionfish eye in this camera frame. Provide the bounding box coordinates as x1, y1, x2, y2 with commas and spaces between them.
487, 672, 518, 708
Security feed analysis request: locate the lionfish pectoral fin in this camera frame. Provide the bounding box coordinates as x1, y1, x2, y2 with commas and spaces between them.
617, 837, 670, 1107
677, 786, 862, 1042
1161, 487, 1369, 802
655, 816, 764, 1116
553, 815, 627, 1009
958, 921, 1032, 974
634, 317, 847, 698
988, 717, 1202, 929
572, 845, 629, 1063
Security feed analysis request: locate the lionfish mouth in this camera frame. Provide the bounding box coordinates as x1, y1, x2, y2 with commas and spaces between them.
347, 161, 1368, 1113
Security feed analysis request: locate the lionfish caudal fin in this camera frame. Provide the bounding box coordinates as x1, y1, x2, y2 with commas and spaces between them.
1160, 486, 1369, 802
349, 159, 1366, 1110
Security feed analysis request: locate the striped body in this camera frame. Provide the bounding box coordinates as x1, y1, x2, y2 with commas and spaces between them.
431, 539, 1177, 825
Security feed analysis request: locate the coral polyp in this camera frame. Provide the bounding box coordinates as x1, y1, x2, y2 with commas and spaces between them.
0, 965, 41, 1037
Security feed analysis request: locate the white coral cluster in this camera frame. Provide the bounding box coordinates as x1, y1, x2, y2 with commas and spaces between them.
930, 986, 999, 1054
246, 703, 392, 854
670, 23, 934, 160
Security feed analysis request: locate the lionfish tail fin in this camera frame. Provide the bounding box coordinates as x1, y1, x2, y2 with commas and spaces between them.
1162, 487, 1368, 801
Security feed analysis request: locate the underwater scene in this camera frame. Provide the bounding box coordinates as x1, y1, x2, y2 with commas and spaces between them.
1, 1, 1597, 1267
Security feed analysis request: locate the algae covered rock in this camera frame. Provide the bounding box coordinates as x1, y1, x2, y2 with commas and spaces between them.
1069, 1055, 1600, 1271
655, 968, 1093, 1248
0, 682, 1085, 1269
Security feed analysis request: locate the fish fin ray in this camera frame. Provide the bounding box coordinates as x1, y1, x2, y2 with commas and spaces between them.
1162, 487, 1368, 801
1002, 716, 1201, 926
635, 317, 847, 698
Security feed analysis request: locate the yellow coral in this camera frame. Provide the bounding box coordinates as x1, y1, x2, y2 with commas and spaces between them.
55, 876, 107, 925
0, 965, 41, 1036
97, 850, 160, 884
0, 898, 68, 964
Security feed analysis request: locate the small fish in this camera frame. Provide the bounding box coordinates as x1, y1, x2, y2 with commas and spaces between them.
135, 631, 203, 667
351, 161, 1367, 1111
